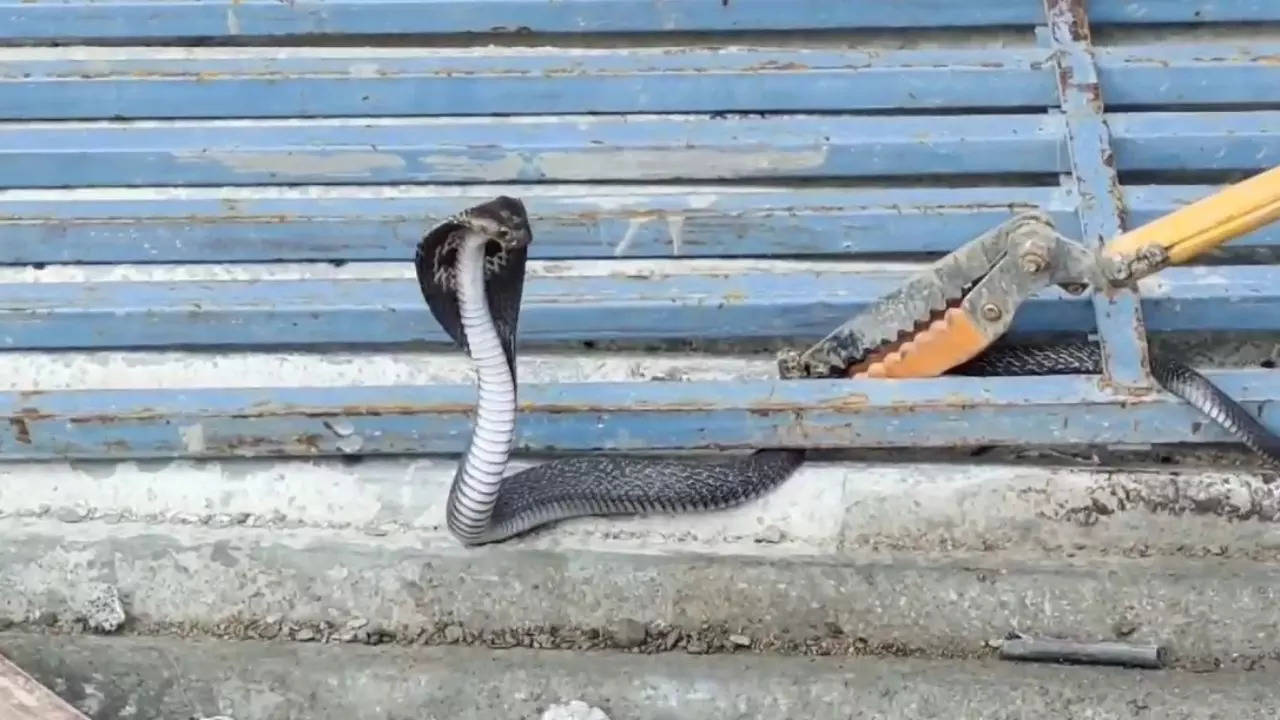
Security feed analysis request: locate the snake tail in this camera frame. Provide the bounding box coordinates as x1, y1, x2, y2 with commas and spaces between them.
955, 342, 1280, 467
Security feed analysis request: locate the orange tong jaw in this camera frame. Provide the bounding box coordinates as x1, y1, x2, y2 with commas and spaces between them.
774, 211, 1063, 381
849, 307, 995, 379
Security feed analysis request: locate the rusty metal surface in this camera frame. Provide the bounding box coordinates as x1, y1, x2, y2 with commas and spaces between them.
0, 652, 89, 720
1043, 0, 1156, 393
0, 370, 1275, 458
778, 212, 1060, 377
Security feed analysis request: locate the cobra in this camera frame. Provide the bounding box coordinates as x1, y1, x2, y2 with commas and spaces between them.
414, 196, 1280, 546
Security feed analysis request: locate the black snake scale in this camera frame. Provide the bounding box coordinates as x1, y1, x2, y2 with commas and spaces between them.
415, 196, 1279, 546
955, 343, 1280, 467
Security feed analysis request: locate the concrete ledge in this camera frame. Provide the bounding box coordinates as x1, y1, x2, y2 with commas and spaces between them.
2, 456, 1278, 558
5, 518, 1280, 665
2, 634, 1277, 720
3, 458, 1280, 664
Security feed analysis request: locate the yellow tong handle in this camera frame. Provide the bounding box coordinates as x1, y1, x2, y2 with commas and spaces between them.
1104, 164, 1280, 265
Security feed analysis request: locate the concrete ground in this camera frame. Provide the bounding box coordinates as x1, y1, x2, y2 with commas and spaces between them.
3, 453, 1279, 717
4, 457, 1280, 663
2, 633, 1276, 720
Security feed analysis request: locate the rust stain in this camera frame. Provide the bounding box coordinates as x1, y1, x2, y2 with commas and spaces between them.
332, 403, 470, 417
816, 393, 871, 410
528, 398, 850, 414
297, 433, 324, 452
530, 402, 711, 414
744, 60, 811, 73
214, 432, 323, 454
9, 418, 31, 445
15, 406, 52, 421
0, 391, 985, 432
67, 409, 163, 424
222, 403, 467, 420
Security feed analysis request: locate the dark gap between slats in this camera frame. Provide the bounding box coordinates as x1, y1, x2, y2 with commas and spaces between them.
1105, 102, 1280, 115
1092, 21, 1280, 44
0, 107, 1064, 123
12, 19, 1280, 49
0, 27, 1040, 50
1117, 170, 1271, 186
13, 175, 1063, 192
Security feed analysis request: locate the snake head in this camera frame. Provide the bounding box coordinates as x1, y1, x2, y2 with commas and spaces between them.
451, 195, 532, 252
414, 195, 533, 379
415, 195, 533, 298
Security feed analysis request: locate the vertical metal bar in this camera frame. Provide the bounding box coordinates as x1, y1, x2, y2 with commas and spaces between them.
1041, 0, 1154, 392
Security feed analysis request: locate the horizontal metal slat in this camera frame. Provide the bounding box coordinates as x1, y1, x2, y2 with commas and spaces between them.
1088, 0, 1280, 25
2, 112, 1275, 188
0, 369, 1274, 459
1108, 111, 1280, 172
4, 43, 1276, 121
5, 183, 1279, 265
0, 0, 1039, 40
0, 263, 1274, 349
0, 114, 1067, 188
1096, 43, 1280, 108
0, 264, 1082, 348
2, 0, 1276, 42
0, 46, 1057, 120
0, 185, 1083, 263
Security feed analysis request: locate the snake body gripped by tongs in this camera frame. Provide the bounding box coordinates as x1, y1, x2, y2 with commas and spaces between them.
414, 186, 1280, 547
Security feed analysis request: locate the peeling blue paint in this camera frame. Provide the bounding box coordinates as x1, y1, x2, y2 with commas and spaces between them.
0, 47, 1058, 121
1, 112, 1278, 188
0, 114, 1069, 188
0, 186, 1084, 264
2, 0, 1277, 41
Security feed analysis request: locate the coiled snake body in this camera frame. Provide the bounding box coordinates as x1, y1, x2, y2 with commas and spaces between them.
415, 196, 1280, 546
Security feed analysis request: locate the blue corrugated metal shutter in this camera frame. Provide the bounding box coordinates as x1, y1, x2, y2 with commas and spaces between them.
0, 0, 1275, 458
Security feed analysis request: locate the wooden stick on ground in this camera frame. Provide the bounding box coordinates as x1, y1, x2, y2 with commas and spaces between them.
0, 651, 90, 720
